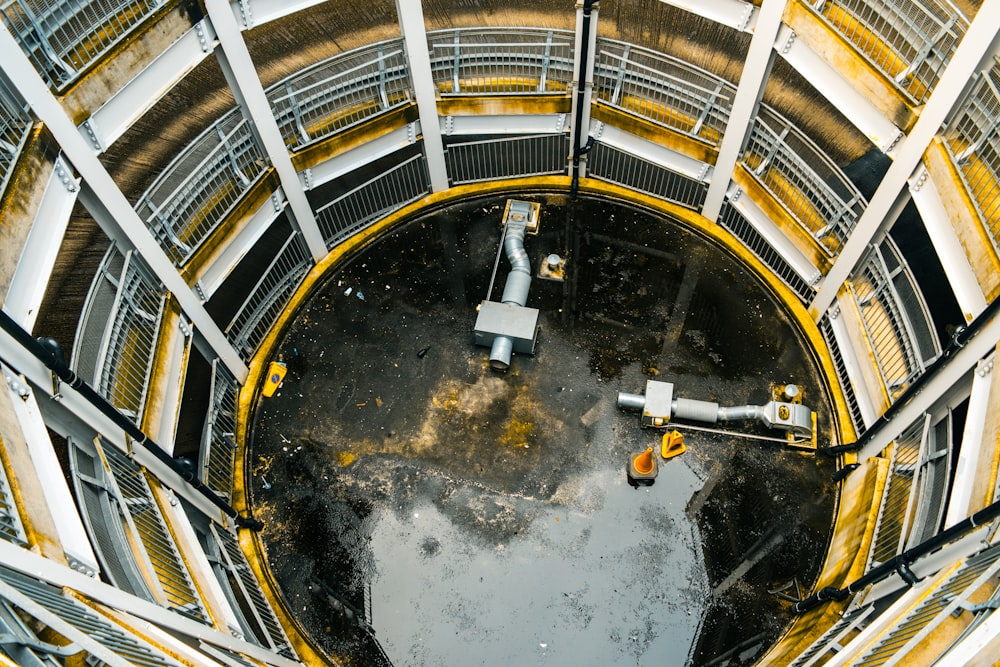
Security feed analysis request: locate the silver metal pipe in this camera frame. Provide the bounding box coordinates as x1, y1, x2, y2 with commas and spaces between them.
489, 218, 531, 370
617, 392, 646, 411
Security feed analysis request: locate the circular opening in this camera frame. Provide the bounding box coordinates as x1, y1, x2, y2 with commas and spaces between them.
250, 194, 836, 666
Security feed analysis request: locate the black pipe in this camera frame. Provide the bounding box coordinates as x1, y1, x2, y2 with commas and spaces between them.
826, 296, 1000, 461
794, 496, 1000, 613
569, 0, 596, 199
0, 308, 262, 530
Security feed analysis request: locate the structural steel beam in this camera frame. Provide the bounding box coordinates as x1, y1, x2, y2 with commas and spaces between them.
702, 0, 786, 221
396, 0, 449, 192
205, 0, 327, 262
810, 11, 1000, 319
0, 24, 248, 381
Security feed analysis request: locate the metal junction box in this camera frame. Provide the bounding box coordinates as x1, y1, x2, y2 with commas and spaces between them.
641, 380, 673, 427
473, 301, 540, 354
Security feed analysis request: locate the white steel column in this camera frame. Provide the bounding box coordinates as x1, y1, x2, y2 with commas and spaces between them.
0, 25, 247, 380
909, 165, 989, 321
396, 0, 448, 192
701, 0, 784, 221
809, 11, 1000, 319
204, 0, 327, 262
569, 0, 600, 182
943, 355, 994, 526
856, 308, 1000, 462
3, 379, 100, 577
3, 157, 78, 329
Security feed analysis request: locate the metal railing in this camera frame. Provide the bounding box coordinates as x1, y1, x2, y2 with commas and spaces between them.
267, 38, 412, 151
868, 417, 928, 569
134, 109, 268, 267
0, 566, 187, 667
0, 0, 163, 90
428, 28, 575, 95
718, 200, 816, 301
199, 360, 239, 501
944, 59, 1000, 260
210, 524, 295, 658
848, 237, 940, 401
316, 152, 430, 248
819, 312, 865, 433
854, 542, 1000, 666
809, 0, 968, 104
0, 456, 26, 548
0, 76, 32, 202
446, 133, 568, 184
742, 106, 867, 258
225, 231, 312, 361
72, 246, 165, 424
100, 442, 209, 622
787, 604, 875, 667
588, 141, 708, 210
594, 39, 734, 148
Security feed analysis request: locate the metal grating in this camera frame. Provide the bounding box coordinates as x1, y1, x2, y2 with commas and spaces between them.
0, 566, 185, 667
742, 106, 867, 258
820, 313, 865, 434
428, 28, 575, 95
0, 75, 32, 202
867, 417, 928, 569
588, 141, 707, 211
0, 0, 163, 89
854, 543, 1000, 667
594, 38, 734, 147
199, 360, 239, 501
70, 437, 153, 600
210, 524, 294, 659
445, 134, 568, 184
944, 60, 1000, 262
788, 604, 875, 667
267, 38, 411, 150
72, 245, 166, 425
134, 110, 268, 267
100, 443, 209, 623
809, 0, 968, 105
718, 201, 815, 301
848, 238, 939, 402
225, 231, 312, 362
316, 152, 431, 248
0, 451, 26, 548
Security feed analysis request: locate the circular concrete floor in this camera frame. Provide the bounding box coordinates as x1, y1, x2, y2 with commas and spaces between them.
250, 194, 837, 666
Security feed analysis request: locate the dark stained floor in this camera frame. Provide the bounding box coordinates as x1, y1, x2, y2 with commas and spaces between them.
249, 194, 837, 666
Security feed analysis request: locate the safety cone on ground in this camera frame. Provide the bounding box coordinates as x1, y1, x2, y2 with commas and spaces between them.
627, 446, 658, 486
661, 430, 686, 459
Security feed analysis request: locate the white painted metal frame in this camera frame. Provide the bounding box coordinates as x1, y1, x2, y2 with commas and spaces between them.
658, 0, 758, 33
944, 354, 994, 526
810, 9, 1000, 319
3, 156, 78, 329
908, 165, 989, 322
0, 23, 248, 381
396, 0, 448, 192
703, 0, 786, 220
0, 539, 302, 666
3, 381, 100, 577
79, 20, 215, 152
855, 305, 1000, 462
205, 0, 326, 263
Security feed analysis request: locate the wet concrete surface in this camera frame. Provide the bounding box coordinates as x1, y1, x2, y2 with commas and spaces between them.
250, 194, 836, 666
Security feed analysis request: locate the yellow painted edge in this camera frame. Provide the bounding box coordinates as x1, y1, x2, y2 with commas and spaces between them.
231, 175, 861, 663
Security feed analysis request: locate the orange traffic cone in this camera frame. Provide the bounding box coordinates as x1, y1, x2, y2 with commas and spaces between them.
627, 447, 658, 485
661, 430, 686, 459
